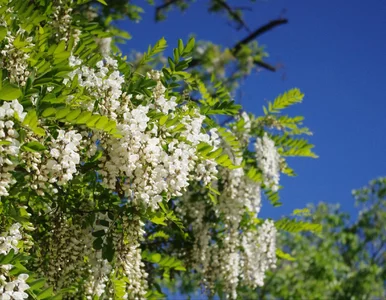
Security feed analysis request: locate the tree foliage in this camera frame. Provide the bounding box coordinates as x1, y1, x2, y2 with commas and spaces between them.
241, 177, 385, 300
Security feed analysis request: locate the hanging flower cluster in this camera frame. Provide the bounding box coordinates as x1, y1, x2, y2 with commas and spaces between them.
0, 101, 25, 196
255, 133, 281, 192
177, 119, 280, 298
0, 224, 30, 300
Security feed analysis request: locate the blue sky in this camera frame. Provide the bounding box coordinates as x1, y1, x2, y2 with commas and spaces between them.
119, 0, 386, 220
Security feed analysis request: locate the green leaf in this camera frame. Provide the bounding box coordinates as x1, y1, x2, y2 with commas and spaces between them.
75, 111, 92, 124
21, 141, 46, 152
95, 115, 109, 130
159, 115, 168, 126
65, 109, 82, 122
150, 212, 167, 226
97, 0, 107, 5
0, 83, 22, 100
0, 249, 15, 264
178, 39, 184, 55
264, 88, 304, 114
98, 219, 110, 227
42, 107, 56, 118
168, 57, 175, 71
292, 208, 311, 217
184, 37, 195, 54
34, 127, 46, 136
92, 230, 106, 238
22, 110, 37, 127
276, 249, 296, 261
275, 218, 322, 233
148, 231, 170, 241
93, 237, 103, 250
86, 115, 101, 127
102, 234, 115, 262
150, 253, 161, 263
0, 26, 6, 41
55, 107, 71, 120
28, 278, 46, 291
207, 148, 223, 159
103, 120, 117, 132
37, 286, 53, 299
53, 40, 66, 55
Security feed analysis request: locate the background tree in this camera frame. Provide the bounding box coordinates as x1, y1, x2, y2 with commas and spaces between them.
240, 177, 385, 300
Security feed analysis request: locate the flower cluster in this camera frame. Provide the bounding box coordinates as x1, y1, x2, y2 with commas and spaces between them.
0, 223, 22, 256
118, 216, 148, 299
81, 69, 221, 209
178, 136, 277, 298
69, 57, 124, 119
0, 30, 32, 87
240, 220, 277, 288
40, 216, 91, 290
44, 130, 83, 185
217, 156, 262, 225
51, 0, 74, 42
0, 224, 30, 300
0, 101, 25, 196
84, 251, 112, 298
0, 273, 29, 300
255, 133, 281, 192
22, 129, 84, 196
96, 37, 112, 58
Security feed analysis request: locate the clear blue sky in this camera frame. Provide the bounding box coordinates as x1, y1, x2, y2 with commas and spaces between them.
119, 0, 386, 220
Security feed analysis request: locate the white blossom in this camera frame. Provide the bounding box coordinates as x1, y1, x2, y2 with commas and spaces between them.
0, 223, 22, 256
240, 220, 277, 288
255, 133, 281, 192
0, 101, 25, 196
0, 273, 29, 300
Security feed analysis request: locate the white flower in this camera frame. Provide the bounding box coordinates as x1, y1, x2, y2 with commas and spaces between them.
255, 133, 280, 191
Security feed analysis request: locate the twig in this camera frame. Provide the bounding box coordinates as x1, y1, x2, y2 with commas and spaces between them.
234, 6, 253, 11
231, 18, 288, 54
188, 18, 288, 71
213, 0, 251, 32
254, 60, 276, 72
155, 0, 181, 20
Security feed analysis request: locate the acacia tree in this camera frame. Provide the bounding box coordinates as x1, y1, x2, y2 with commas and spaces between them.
0, 0, 318, 299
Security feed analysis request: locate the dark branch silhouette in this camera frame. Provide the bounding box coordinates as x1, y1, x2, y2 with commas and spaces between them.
254, 60, 277, 72
155, 0, 181, 20
155, 2, 287, 71
231, 18, 288, 54
188, 18, 288, 71
212, 0, 251, 32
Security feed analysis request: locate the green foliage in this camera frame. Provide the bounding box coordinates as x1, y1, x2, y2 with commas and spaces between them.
271, 134, 318, 158
0, 83, 22, 100
275, 218, 322, 234
243, 178, 386, 300
41, 107, 121, 137
136, 37, 167, 71
263, 88, 304, 115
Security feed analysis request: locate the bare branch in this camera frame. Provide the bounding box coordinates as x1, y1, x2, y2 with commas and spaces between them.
231, 18, 288, 54
155, 0, 181, 20
213, 0, 251, 32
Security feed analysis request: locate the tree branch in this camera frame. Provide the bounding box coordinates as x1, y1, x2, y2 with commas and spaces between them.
155, 0, 181, 20
231, 18, 288, 54
213, 0, 251, 32
188, 18, 288, 71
